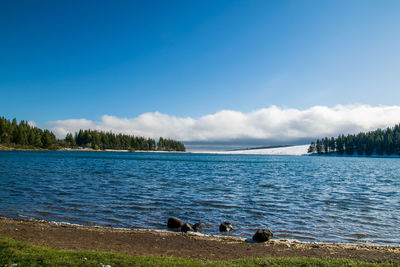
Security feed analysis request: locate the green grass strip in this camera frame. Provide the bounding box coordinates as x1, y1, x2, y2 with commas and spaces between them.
0, 236, 396, 266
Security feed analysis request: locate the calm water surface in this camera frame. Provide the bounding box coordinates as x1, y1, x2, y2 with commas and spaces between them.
0, 151, 399, 245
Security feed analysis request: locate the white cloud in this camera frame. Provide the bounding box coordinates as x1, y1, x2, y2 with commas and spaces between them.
48, 105, 400, 143
27, 120, 37, 127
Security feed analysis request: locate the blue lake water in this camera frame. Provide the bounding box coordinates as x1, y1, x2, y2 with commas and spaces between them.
0, 151, 399, 245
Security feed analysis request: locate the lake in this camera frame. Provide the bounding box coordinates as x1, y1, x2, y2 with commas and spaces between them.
0, 151, 399, 245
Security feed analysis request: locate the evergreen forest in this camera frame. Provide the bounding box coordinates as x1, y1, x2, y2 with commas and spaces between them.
0, 116, 185, 152
308, 124, 400, 156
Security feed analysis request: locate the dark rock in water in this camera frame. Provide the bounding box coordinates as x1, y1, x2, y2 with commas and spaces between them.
192, 222, 202, 232
181, 223, 194, 233
219, 222, 233, 232
252, 229, 273, 242
168, 217, 184, 229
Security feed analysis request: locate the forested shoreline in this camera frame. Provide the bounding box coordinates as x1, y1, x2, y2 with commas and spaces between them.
308, 124, 400, 156
0, 117, 185, 152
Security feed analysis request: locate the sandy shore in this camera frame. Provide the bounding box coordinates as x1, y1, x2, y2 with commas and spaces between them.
0, 217, 398, 262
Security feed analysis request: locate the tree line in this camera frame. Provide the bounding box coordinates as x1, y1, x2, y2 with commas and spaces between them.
0, 117, 57, 149
308, 124, 400, 156
0, 116, 185, 152
63, 129, 185, 151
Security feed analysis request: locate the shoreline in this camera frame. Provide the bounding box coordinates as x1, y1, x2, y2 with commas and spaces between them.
0, 217, 398, 262
5, 213, 398, 248
4, 145, 400, 157
0, 146, 188, 153
0, 144, 310, 155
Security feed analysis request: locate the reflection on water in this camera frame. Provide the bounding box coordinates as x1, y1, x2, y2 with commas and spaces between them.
0, 151, 399, 245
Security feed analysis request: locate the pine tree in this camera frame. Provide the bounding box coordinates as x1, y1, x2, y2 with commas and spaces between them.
316, 139, 322, 154
42, 130, 55, 149
65, 133, 75, 148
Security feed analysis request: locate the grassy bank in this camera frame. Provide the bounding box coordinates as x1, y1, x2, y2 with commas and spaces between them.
0, 236, 395, 267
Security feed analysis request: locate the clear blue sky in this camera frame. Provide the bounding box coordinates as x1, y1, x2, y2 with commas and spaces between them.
1, 0, 400, 123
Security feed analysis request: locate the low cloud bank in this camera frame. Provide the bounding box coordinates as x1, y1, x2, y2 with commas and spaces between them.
48, 105, 400, 146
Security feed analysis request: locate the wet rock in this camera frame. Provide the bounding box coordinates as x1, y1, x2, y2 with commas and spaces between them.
192, 222, 202, 232
219, 222, 233, 232
252, 229, 273, 242
181, 223, 193, 233
168, 217, 184, 229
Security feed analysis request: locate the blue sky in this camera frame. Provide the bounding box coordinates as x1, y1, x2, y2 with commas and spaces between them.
1, 1, 400, 145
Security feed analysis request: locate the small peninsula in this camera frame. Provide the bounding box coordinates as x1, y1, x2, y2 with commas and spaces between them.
0, 116, 185, 152
308, 123, 400, 156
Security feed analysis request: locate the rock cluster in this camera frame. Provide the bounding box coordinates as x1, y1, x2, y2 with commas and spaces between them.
167, 218, 273, 243
167, 217, 202, 233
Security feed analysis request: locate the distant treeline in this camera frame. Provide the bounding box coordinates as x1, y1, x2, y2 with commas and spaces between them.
64, 129, 185, 151
308, 124, 400, 156
0, 117, 57, 149
0, 116, 185, 152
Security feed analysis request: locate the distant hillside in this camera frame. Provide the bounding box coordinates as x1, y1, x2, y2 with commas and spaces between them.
308, 124, 400, 156
219, 145, 309, 155
0, 116, 185, 152
228, 145, 291, 151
